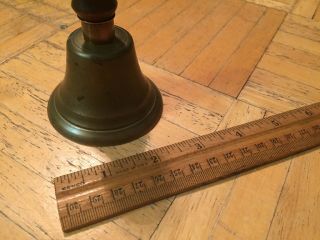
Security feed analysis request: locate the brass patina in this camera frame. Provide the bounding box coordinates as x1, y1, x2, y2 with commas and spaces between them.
47, 0, 163, 146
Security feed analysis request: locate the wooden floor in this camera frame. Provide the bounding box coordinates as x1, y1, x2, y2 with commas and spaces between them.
0, 0, 320, 239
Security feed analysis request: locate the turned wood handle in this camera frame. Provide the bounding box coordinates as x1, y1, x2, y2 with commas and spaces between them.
72, 0, 118, 23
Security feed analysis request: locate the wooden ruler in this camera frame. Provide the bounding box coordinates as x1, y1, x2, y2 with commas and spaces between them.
54, 103, 320, 232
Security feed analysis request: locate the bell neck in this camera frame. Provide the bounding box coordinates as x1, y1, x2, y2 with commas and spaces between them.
81, 18, 115, 44
72, 0, 118, 44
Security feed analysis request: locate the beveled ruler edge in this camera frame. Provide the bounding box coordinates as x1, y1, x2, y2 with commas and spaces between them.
54, 102, 320, 232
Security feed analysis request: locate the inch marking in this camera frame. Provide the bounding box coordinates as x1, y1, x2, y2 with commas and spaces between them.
54, 103, 320, 232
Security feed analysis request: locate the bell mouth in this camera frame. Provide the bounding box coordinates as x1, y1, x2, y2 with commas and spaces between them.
47, 81, 163, 146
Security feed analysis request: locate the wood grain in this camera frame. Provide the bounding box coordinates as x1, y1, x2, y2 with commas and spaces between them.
273, 31, 320, 55
182, 3, 265, 86
155, 0, 245, 75
0, 35, 230, 238
150, 101, 266, 240
115, 0, 168, 30
259, 54, 320, 89
137, 0, 222, 64
1, 0, 320, 239
128, 0, 194, 47
210, 8, 285, 97
292, 0, 320, 18
246, 0, 295, 11
314, 3, 320, 20
266, 42, 320, 71
239, 69, 320, 113
280, 14, 320, 41
267, 150, 320, 240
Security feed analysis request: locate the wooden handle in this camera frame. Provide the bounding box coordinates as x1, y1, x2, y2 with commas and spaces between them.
72, 0, 118, 22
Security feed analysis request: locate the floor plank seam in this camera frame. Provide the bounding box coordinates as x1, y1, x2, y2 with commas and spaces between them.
150, 0, 225, 65
0, 210, 38, 240
162, 116, 200, 136
245, 0, 293, 12
23, 53, 65, 74
0, 70, 50, 96
174, 0, 246, 76
43, 39, 66, 51
123, 0, 143, 11
1, 1, 319, 238
210, 179, 238, 236
140, 60, 235, 102
160, 89, 225, 118
313, 2, 320, 20
175, 1, 247, 76
129, 0, 169, 28
290, 11, 320, 22
232, 11, 287, 98
241, 99, 271, 115
256, 66, 320, 91
0, 26, 63, 65
239, 84, 309, 113
0, 144, 52, 184
1, 56, 227, 137
219, 221, 243, 239
111, 220, 141, 240
0, 0, 72, 20
148, 196, 176, 240
133, 0, 195, 48
121, 0, 168, 29
0, 102, 104, 173
265, 50, 320, 72
278, 28, 320, 43
207, 7, 268, 88
264, 159, 293, 240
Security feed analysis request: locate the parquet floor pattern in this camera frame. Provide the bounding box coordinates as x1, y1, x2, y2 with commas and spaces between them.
0, 0, 320, 239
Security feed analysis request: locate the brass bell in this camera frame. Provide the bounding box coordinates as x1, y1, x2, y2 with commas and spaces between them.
47, 0, 163, 146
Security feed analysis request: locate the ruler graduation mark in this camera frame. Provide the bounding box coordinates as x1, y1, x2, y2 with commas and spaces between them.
54, 103, 320, 232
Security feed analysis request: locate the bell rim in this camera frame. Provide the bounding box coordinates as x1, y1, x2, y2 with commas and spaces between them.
47, 81, 163, 146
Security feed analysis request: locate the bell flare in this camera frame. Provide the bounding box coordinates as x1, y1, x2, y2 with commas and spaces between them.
47, 26, 163, 146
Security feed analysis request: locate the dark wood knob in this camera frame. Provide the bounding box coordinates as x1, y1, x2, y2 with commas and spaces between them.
72, 0, 118, 22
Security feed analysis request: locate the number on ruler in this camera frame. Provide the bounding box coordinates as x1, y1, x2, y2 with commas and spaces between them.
313, 125, 320, 132
224, 151, 236, 162
270, 137, 282, 146
132, 180, 146, 192
208, 157, 219, 167
240, 147, 252, 156
271, 119, 281, 126
305, 110, 313, 116
149, 155, 161, 164
112, 187, 126, 200
171, 169, 184, 179
284, 133, 296, 142
67, 202, 81, 215
298, 129, 310, 137
195, 142, 204, 150
235, 131, 244, 137
153, 174, 166, 186
255, 142, 267, 151
189, 162, 202, 174
90, 194, 104, 208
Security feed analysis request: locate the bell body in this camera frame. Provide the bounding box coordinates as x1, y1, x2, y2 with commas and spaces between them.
48, 26, 163, 146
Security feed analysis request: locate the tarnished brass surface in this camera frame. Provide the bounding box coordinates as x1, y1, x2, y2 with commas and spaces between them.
47, 0, 163, 146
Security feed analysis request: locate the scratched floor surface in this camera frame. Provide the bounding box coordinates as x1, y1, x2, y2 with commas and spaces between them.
0, 0, 320, 239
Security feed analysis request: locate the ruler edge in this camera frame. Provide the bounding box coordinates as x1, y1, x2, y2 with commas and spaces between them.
53, 102, 320, 232
53, 102, 320, 183
60, 132, 320, 232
